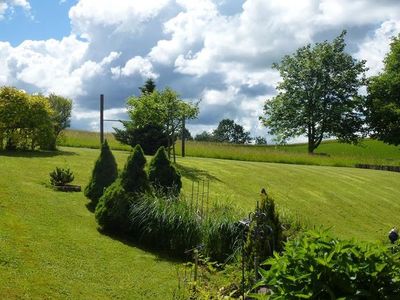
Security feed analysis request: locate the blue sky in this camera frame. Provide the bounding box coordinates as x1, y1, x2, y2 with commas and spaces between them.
0, 0, 400, 139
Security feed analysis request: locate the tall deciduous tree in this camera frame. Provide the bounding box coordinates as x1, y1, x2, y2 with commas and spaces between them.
260, 31, 367, 153
127, 87, 199, 161
47, 94, 72, 150
366, 35, 400, 146
213, 119, 252, 144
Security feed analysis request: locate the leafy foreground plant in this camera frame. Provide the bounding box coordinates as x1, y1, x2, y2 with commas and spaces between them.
49, 167, 74, 186
254, 231, 400, 299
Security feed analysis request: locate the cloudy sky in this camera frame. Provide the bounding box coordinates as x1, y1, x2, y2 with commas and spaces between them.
0, 0, 399, 138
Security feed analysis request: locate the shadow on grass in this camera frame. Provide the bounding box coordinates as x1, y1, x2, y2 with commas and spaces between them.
98, 228, 188, 263
0, 149, 77, 158
176, 163, 221, 182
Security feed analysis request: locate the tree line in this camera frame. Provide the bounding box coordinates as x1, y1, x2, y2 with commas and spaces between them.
0, 87, 72, 151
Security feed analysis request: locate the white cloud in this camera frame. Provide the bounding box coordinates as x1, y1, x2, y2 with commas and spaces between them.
111, 56, 158, 79
355, 20, 400, 76
0, 0, 31, 19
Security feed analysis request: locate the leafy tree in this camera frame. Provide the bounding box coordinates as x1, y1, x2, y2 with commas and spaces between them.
181, 127, 193, 141
260, 31, 367, 153
194, 131, 214, 142
46, 94, 72, 150
148, 146, 182, 196
213, 119, 252, 144
127, 87, 199, 161
366, 35, 400, 145
114, 123, 168, 155
114, 79, 170, 155
255, 136, 268, 145
84, 140, 118, 208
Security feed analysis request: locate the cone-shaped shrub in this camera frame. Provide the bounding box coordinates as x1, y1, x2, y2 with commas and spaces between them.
95, 179, 131, 232
84, 140, 118, 207
95, 144, 149, 232
120, 144, 149, 193
148, 146, 182, 196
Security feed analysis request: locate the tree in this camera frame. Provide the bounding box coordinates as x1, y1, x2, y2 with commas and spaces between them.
255, 136, 268, 145
148, 146, 182, 196
260, 31, 367, 153
46, 94, 72, 150
120, 144, 149, 194
139, 78, 156, 95
213, 119, 252, 144
84, 140, 118, 209
127, 87, 199, 162
181, 127, 193, 141
366, 35, 400, 145
195, 131, 214, 142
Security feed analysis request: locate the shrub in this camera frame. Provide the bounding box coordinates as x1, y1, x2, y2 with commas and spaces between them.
244, 193, 283, 270
95, 179, 132, 232
49, 167, 74, 186
148, 146, 182, 196
129, 194, 202, 256
120, 144, 149, 193
84, 140, 118, 207
256, 231, 400, 299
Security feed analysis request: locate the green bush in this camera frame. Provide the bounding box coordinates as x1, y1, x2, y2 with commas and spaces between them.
256, 231, 400, 299
95, 179, 132, 232
244, 194, 283, 270
84, 140, 118, 207
49, 167, 74, 186
129, 194, 202, 256
148, 146, 182, 196
120, 144, 149, 193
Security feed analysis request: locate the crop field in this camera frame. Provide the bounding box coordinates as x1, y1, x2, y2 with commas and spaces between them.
1, 145, 399, 298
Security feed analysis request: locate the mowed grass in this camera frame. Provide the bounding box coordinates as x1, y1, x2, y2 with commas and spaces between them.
61, 130, 400, 167
0, 149, 179, 299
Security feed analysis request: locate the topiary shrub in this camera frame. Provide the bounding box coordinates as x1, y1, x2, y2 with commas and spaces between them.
256, 231, 400, 299
49, 167, 74, 186
95, 144, 149, 232
120, 144, 149, 194
95, 179, 132, 232
84, 140, 118, 208
148, 146, 182, 196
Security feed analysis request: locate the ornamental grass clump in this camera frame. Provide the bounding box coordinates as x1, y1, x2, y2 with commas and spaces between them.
95, 144, 149, 232
84, 140, 118, 208
148, 146, 182, 196
49, 167, 74, 186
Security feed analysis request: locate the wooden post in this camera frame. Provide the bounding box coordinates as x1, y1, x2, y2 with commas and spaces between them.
181, 117, 185, 157
100, 94, 104, 146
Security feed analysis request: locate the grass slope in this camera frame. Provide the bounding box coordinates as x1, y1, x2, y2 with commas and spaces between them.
60, 130, 400, 167
1, 147, 399, 297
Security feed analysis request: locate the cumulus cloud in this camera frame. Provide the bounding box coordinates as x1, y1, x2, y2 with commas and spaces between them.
1, 0, 400, 137
0, 0, 31, 20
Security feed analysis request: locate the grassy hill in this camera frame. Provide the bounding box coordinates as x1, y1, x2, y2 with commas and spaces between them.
1, 146, 399, 297
60, 129, 400, 167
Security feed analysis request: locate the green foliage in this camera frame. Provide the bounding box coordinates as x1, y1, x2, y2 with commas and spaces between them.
202, 204, 242, 262
84, 140, 118, 207
49, 167, 74, 186
45, 94, 72, 150
129, 193, 202, 256
254, 136, 267, 145
120, 144, 149, 194
139, 78, 156, 95
114, 123, 169, 155
195, 131, 215, 142
213, 119, 252, 144
244, 194, 283, 270
367, 34, 400, 146
256, 231, 400, 299
148, 146, 182, 196
95, 179, 132, 232
261, 31, 367, 153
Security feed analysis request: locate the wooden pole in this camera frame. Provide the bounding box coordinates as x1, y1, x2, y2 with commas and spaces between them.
100, 94, 104, 146
181, 117, 185, 157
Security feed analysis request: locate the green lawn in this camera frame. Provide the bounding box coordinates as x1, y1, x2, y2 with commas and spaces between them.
1, 146, 399, 298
